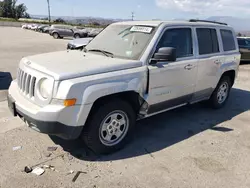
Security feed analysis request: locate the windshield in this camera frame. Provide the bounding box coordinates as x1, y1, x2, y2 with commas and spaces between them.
86, 24, 156, 60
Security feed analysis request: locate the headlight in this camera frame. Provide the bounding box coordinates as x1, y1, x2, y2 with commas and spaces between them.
39, 78, 53, 99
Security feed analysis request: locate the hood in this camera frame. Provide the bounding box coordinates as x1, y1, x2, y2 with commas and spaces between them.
21, 51, 142, 81
69, 38, 93, 48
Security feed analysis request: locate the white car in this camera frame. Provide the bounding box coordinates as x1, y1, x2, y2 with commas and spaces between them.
8, 20, 240, 154
30, 24, 39, 30
21, 24, 29, 29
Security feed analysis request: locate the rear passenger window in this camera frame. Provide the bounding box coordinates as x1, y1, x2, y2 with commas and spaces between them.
157, 28, 193, 58
197, 28, 219, 55
221, 30, 236, 51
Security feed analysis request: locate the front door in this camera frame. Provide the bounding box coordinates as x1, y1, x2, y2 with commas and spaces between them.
147, 27, 198, 114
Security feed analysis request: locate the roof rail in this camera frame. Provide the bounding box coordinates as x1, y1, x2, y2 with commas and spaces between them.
189, 19, 228, 26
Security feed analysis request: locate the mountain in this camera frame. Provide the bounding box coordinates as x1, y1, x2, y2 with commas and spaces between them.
31, 15, 128, 25
207, 16, 250, 31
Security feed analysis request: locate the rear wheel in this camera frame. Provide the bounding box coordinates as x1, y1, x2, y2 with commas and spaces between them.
209, 76, 232, 109
53, 32, 59, 39
74, 34, 80, 39
82, 99, 136, 154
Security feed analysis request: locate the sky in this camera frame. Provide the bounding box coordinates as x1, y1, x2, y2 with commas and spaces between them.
17, 0, 250, 20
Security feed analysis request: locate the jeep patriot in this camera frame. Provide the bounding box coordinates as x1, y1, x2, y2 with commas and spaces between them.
8, 20, 240, 154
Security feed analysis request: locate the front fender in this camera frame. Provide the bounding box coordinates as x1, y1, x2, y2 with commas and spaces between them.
82, 78, 142, 105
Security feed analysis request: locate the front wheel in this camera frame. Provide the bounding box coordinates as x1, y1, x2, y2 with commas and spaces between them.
209, 76, 232, 109
82, 100, 136, 154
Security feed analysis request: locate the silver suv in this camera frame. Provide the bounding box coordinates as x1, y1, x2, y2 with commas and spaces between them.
8, 20, 240, 154
49, 25, 88, 39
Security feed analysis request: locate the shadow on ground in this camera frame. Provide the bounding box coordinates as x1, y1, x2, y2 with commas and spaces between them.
51, 88, 250, 161
0, 72, 12, 90
240, 61, 250, 65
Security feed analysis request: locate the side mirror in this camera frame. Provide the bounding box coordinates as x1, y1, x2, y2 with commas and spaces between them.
150, 47, 176, 64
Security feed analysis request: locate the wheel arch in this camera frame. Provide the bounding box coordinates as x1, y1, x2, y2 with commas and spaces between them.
221, 70, 236, 86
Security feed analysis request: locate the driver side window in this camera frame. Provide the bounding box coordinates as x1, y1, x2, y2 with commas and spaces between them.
156, 28, 193, 58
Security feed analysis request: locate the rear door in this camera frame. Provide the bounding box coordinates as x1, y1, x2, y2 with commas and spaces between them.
192, 27, 222, 101
64, 26, 74, 37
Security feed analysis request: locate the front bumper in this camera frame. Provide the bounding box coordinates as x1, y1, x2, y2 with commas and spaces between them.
7, 81, 84, 140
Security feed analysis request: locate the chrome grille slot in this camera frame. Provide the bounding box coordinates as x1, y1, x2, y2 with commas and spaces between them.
26, 75, 31, 94
31, 77, 36, 97
17, 68, 37, 98
22, 73, 27, 92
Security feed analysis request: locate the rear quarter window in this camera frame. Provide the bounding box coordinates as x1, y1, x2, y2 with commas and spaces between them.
220, 29, 236, 51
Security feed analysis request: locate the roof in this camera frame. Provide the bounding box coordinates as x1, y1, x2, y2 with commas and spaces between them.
113, 20, 232, 28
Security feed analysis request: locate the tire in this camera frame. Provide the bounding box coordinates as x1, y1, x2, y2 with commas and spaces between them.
74, 34, 80, 39
53, 32, 59, 39
82, 99, 136, 154
209, 76, 232, 109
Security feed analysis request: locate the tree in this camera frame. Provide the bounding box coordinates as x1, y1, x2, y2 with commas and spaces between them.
0, 0, 29, 19
55, 18, 66, 23
15, 3, 27, 18
92, 21, 100, 26
238, 33, 242, 37
0, 2, 3, 16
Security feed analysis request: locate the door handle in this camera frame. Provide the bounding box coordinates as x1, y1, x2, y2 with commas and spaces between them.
184, 64, 194, 70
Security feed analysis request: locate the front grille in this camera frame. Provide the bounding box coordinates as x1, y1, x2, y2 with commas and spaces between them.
17, 68, 37, 98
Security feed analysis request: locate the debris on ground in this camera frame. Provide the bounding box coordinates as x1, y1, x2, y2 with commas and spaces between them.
72, 171, 87, 182
32, 167, 45, 176
67, 170, 74, 175
24, 166, 32, 173
43, 165, 53, 169
43, 165, 58, 172
31, 154, 65, 169
43, 151, 52, 158
12, 146, 22, 151
47, 146, 58, 152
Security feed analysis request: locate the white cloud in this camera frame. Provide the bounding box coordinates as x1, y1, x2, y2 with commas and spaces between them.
137, 5, 141, 9
156, 0, 250, 15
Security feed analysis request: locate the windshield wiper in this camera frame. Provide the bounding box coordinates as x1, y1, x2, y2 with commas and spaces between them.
88, 49, 114, 58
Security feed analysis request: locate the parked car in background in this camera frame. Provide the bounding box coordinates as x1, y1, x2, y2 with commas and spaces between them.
88, 28, 103, 37
21, 24, 29, 29
8, 20, 240, 154
237, 37, 250, 61
36, 25, 48, 32
67, 37, 93, 50
30, 24, 39, 30
49, 25, 75, 39
73, 28, 89, 38
50, 25, 91, 39
42, 26, 51, 33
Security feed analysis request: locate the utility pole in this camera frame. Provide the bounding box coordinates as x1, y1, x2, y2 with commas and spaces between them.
47, 0, 51, 23
131, 12, 135, 21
